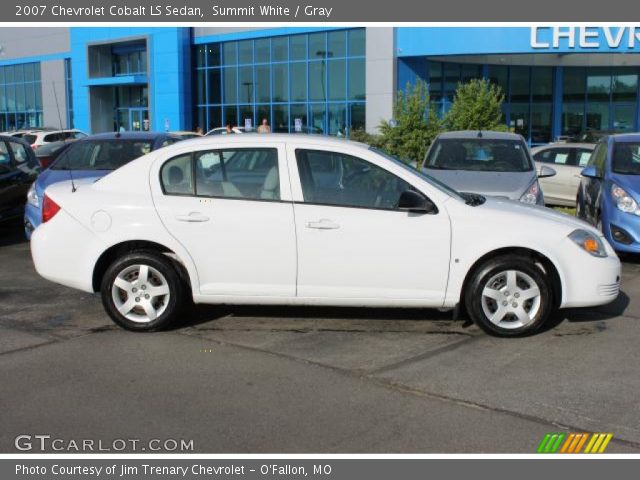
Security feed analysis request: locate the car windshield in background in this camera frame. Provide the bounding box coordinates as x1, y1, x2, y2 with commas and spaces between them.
612, 143, 640, 175
52, 140, 153, 171
425, 138, 533, 172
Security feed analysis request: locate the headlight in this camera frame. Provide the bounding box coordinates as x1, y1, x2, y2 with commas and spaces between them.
568, 229, 607, 257
611, 183, 640, 215
520, 180, 540, 204
26, 182, 39, 208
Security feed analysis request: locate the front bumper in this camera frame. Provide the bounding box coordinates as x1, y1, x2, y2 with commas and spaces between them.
601, 206, 640, 254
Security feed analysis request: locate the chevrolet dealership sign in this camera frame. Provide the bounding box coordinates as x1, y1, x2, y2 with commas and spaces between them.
531, 26, 640, 49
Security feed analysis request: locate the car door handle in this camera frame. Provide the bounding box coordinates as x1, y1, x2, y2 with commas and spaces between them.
306, 219, 340, 230
175, 212, 210, 223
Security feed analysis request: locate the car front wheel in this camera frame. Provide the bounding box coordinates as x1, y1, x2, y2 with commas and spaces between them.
465, 255, 553, 337
100, 251, 185, 331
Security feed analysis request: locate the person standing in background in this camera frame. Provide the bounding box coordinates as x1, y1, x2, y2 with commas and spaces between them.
257, 118, 271, 133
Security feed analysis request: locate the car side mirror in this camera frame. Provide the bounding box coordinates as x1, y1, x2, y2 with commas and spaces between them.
581, 165, 599, 178
397, 190, 437, 214
537, 165, 556, 178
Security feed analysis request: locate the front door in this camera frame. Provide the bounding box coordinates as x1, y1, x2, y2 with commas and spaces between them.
288, 146, 451, 304
151, 143, 297, 297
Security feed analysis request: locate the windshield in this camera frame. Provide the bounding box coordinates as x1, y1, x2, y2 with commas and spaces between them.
425, 138, 533, 172
52, 140, 153, 171
370, 147, 466, 202
612, 143, 640, 175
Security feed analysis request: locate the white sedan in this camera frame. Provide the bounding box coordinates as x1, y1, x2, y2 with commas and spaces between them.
31, 135, 621, 337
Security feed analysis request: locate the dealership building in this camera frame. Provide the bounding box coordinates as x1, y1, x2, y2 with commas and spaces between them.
1, 26, 639, 144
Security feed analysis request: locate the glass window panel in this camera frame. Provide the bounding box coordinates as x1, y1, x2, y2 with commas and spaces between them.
328, 30, 347, 58
239, 105, 254, 130
196, 69, 206, 104
254, 39, 270, 63
207, 69, 221, 104
531, 103, 552, 143
348, 29, 365, 56
443, 63, 460, 100
257, 105, 270, 129
207, 106, 221, 131
510, 67, 530, 102
488, 65, 508, 99
587, 72, 611, 102
223, 67, 237, 104
5, 66, 14, 84
586, 102, 609, 131
238, 66, 254, 103
14, 64, 24, 83
0, 86, 5, 111
256, 65, 270, 103
15, 84, 24, 111
195, 45, 206, 67
272, 37, 288, 62
310, 103, 326, 134
613, 104, 636, 132
25, 83, 35, 110
562, 103, 584, 136
428, 62, 443, 102
328, 59, 346, 101
195, 106, 206, 132
349, 103, 366, 133
34, 64, 41, 82
290, 62, 307, 102
510, 103, 529, 139
290, 104, 307, 132
223, 105, 238, 127
309, 61, 325, 101
34, 83, 42, 110
531, 67, 553, 102
223, 42, 237, 65
272, 64, 288, 102
238, 40, 253, 64
461, 64, 481, 83
563, 68, 585, 102
328, 104, 347, 136
348, 58, 365, 101
23, 63, 34, 83
206, 44, 221, 67
613, 74, 638, 102
272, 104, 289, 132
309, 33, 326, 60
290, 35, 306, 61
0, 67, 4, 84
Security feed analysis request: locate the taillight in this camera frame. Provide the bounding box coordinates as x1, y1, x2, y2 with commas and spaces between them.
39, 156, 52, 169
31, 144, 38, 151
42, 194, 61, 223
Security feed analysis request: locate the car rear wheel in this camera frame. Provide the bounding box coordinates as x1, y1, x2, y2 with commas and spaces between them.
465, 255, 553, 337
100, 251, 185, 331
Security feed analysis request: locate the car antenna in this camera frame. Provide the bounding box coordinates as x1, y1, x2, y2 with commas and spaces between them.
477, 130, 483, 138
52, 80, 76, 192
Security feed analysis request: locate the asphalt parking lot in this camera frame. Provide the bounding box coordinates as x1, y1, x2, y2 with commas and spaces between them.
2, 219, 640, 453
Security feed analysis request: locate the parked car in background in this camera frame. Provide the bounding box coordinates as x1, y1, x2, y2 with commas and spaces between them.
0, 135, 40, 224
22, 129, 88, 151
31, 135, 620, 337
205, 127, 247, 135
24, 132, 183, 238
34, 140, 77, 170
423, 131, 556, 206
578, 134, 640, 253
171, 131, 203, 140
532, 143, 595, 207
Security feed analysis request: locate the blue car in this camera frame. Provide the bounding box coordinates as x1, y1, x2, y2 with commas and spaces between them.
24, 132, 183, 238
578, 133, 640, 253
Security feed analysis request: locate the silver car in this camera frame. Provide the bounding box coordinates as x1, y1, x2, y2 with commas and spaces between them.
531, 143, 595, 207
423, 131, 555, 206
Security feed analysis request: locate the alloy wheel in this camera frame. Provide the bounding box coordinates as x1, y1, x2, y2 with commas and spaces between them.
480, 269, 542, 329
111, 264, 171, 323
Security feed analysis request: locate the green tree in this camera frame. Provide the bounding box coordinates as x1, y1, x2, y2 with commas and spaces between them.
443, 78, 507, 132
377, 81, 442, 168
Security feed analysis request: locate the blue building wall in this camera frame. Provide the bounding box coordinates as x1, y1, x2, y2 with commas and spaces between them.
70, 27, 192, 133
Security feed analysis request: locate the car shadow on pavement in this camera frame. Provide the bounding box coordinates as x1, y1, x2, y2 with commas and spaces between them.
544, 290, 631, 332
0, 220, 26, 247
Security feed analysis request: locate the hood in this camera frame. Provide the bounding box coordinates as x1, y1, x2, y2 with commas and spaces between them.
479, 195, 597, 234
424, 169, 536, 200
36, 169, 110, 196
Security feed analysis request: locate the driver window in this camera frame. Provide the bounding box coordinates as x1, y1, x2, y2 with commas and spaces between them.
0, 142, 10, 167
295, 149, 412, 210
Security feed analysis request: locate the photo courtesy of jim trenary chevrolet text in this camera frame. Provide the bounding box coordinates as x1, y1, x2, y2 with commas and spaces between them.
1, 0, 640, 478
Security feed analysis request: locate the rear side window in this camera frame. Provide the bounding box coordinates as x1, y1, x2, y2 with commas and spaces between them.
44, 133, 62, 142
22, 134, 37, 145
52, 140, 153, 171
576, 149, 593, 167
9, 141, 30, 164
0, 142, 10, 167
160, 148, 280, 201
161, 154, 194, 195
612, 142, 640, 175
534, 148, 572, 165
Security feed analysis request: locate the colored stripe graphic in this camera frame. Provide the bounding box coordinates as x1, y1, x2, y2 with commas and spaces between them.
537, 433, 613, 453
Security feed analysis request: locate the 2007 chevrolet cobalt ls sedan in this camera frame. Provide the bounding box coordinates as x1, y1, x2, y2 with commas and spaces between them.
30, 135, 620, 337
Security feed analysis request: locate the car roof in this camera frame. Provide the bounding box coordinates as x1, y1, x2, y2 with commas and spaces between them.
174, 133, 370, 150
608, 133, 640, 143
77, 132, 178, 141
436, 130, 524, 140
532, 142, 595, 150
0, 134, 32, 146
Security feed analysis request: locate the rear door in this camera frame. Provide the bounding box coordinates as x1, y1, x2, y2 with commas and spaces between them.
151, 142, 297, 297
534, 147, 578, 205
0, 140, 38, 220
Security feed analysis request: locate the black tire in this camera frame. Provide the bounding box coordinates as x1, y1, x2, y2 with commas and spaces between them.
100, 250, 185, 331
464, 255, 553, 337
